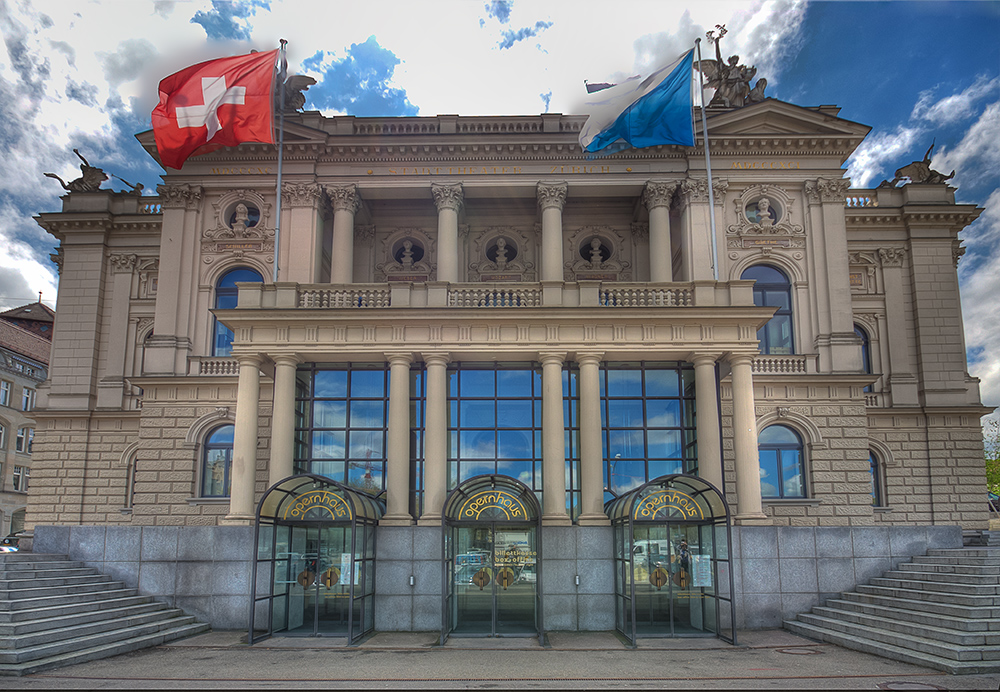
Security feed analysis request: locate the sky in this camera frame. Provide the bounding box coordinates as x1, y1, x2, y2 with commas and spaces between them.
1, 0, 998, 423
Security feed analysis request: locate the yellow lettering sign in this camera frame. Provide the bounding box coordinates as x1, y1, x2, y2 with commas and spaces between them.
210, 167, 272, 175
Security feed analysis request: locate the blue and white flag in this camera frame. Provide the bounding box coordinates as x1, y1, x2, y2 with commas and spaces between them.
579, 49, 695, 153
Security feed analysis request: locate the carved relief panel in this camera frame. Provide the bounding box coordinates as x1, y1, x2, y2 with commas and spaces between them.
375, 227, 436, 282
564, 226, 632, 282
726, 184, 806, 271
848, 251, 880, 294
201, 189, 275, 268
468, 226, 536, 282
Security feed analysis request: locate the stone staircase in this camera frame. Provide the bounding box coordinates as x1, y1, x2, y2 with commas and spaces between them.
0, 553, 209, 676
785, 547, 1000, 675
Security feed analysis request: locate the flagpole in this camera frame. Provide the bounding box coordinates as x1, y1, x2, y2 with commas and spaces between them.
272, 39, 287, 283
694, 38, 719, 282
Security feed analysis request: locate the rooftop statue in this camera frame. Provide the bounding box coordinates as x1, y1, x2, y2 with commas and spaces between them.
280, 75, 317, 112
880, 142, 956, 187
696, 25, 768, 108
44, 149, 108, 192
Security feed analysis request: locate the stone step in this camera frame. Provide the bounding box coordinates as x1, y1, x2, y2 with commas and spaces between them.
0, 568, 100, 580
0, 579, 121, 602
784, 620, 1000, 675
0, 574, 114, 591
0, 587, 138, 612
0, 594, 154, 623
0, 554, 76, 564
0, 621, 210, 676
881, 569, 999, 585
0, 562, 89, 574
0, 608, 189, 650
898, 562, 1000, 576
912, 555, 1000, 567
869, 576, 999, 596
854, 584, 995, 608
0, 615, 200, 664
0, 602, 165, 636
927, 548, 1000, 558
808, 606, 1000, 646
830, 596, 1000, 629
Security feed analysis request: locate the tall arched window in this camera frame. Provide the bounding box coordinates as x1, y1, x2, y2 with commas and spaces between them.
869, 451, 884, 506
202, 424, 235, 497
742, 265, 794, 355
758, 424, 805, 498
213, 267, 263, 356
855, 324, 873, 392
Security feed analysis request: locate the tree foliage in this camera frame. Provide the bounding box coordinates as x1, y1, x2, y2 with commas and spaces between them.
986, 420, 1000, 496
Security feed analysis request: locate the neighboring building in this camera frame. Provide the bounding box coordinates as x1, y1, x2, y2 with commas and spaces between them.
0, 302, 52, 537
28, 99, 988, 638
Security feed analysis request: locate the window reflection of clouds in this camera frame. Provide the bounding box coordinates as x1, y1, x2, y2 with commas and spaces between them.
314, 370, 347, 398
350, 369, 385, 397
644, 369, 680, 397
647, 429, 682, 459
497, 400, 532, 427
313, 430, 346, 459
606, 370, 642, 396
645, 400, 680, 427
349, 400, 384, 427
314, 400, 346, 428
348, 430, 383, 458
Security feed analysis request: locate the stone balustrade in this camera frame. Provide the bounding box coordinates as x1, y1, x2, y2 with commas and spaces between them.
751, 354, 813, 374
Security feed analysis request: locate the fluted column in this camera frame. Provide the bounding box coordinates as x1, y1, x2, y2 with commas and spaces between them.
418, 352, 450, 525
692, 353, 723, 490
327, 184, 360, 284
537, 182, 568, 281
540, 352, 571, 525
383, 352, 415, 525
431, 183, 463, 283
729, 354, 769, 523
576, 352, 609, 525
643, 181, 677, 282
225, 355, 262, 523
269, 354, 301, 487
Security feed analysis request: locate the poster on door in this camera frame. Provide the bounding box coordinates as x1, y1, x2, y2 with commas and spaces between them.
340, 553, 360, 585
691, 554, 712, 588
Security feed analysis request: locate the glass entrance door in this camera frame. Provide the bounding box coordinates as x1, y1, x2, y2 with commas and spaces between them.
284, 525, 353, 636
451, 523, 537, 636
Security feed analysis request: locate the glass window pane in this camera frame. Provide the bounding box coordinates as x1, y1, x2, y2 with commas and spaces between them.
759, 449, 780, 497
497, 400, 533, 428
606, 370, 642, 397
741, 265, 787, 283
647, 429, 682, 459
646, 400, 680, 428
764, 290, 790, 310
349, 401, 384, 428
609, 459, 644, 495
348, 431, 383, 459
460, 370, 495, 397
608, 430, 644, 459
216, 293, 238, 310
758, 425, 800, 445
607, 400, 643, 427
497, 370, 531, 397
497, 460, 533, 486
644, 369, 679, 397
460, 400, 495, 427
313, 431, 346, 459
647, 459, 683, 479
460, 431, 495, 459
311, 460, 345, 482
781, 451, 804, 497
314, 370, 348, 398
208, 425, 234, 445
348, 462, 383, 493
460, 460, 496, 481
314, 401, 346, 428
218, 267, 263, 287
351, 370, 384, 397
498, 430, 532, 459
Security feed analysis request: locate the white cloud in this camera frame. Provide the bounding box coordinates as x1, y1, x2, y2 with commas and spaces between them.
912, 75, 999, 125
845, 126, 921, 188
932, 101, 1000, 190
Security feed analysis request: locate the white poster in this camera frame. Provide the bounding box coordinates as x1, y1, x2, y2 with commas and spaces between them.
691, 554, 712, 588
341, 553, 360, 585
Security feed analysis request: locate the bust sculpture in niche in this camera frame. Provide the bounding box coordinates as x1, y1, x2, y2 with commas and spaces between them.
232, 203, 250, 234
756, 197, 773, 227
400, 239, 414, 267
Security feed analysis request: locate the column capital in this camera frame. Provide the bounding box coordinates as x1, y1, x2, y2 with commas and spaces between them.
689, 352, 722, 367
325, 183, 361, 213
431, 182, 464, 212
156, 183, 203, 210
385, 351, 414, 366
575, 351, 604, 367
726, 352, 755, 368
878, 247, 907, 268
536, 181, 568, 211
108, 253, 137, 274
236, 354, 263, 368
282, 181, 323, 208
272, 354, 302, 367
421, 351, 451, 367
538, 351, 567, 365
643, 180, 679, 210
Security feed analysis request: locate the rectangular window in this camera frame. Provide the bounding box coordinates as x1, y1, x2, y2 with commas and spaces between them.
0, 381, 9, 407
12, 465, 28, 492
15, 428, 33, 454
21, 387, 35, 412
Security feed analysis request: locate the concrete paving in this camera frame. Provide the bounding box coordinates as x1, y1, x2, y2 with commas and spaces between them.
4, 629, 999, 689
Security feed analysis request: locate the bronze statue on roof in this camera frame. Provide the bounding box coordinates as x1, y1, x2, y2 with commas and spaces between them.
44, 149, 108, 192
695, 25, 768, 108
880, 142, 956, 186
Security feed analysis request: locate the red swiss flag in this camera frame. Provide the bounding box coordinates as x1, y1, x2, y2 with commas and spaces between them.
151, 50, 278, 170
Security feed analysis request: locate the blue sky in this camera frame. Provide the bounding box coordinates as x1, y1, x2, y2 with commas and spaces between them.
1, 0, 998, 421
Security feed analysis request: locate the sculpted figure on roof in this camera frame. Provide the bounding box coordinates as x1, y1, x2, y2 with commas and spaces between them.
696, 25, 767, 108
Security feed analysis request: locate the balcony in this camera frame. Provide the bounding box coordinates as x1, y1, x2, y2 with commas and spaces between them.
751, 355, 816, 374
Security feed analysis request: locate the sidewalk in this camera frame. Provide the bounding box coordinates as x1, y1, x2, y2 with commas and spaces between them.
5, 629, 999, 689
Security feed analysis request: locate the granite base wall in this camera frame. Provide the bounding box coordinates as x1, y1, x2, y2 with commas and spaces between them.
32, 523, 963, 633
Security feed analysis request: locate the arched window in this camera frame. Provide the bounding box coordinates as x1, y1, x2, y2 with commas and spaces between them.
742, 265, 794, 355
213, 267, 263, 356
869, 451, 884, 506
855, 324, 873, 392
758, 424, 805, 498
202, 424, 235, 497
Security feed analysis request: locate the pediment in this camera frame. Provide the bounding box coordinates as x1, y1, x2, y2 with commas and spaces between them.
705, 99, 871, 138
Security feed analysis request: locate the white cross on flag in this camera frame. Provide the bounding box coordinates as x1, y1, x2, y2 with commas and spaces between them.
152, 50, 278, 170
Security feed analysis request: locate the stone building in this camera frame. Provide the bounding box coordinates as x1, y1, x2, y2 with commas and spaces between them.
28, 98, 988, 639
0, 302, 52, 537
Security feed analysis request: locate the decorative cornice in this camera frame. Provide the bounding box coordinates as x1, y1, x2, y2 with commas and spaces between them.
537, 181, 568, 211
108, 253, 137, 274
156, 184, 203, 210
50, 247, 63, 275
952, 239, 966, 267
281, 182, 323, 207
431, 182, 464, 212
878, 247, 906, 268
644, 180, 679, 209
325, 184, 361, 213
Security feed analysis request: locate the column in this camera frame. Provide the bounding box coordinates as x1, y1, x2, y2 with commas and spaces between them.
540, 352, 571, 525
97, 253, 137, 408
431, 183, 463, 283
728, 354, 769, 523
382, 352, 414, 525
692, 353, 723, 490
418, 352, 450, 525
225, 355, 262, 523
643, 181, 677, 283
326, 184, 360, 284
537, 182, 568, 282
280, 182, 325, 283
269, 354, 301, 487
576, 352, 609, 525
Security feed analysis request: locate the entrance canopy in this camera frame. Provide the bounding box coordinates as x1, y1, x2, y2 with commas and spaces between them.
606, 474, 729, 524
256, 473, 385, 526
443, 474, 540, 523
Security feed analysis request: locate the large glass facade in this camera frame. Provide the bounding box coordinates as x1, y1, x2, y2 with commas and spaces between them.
601, 362, 698, 501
